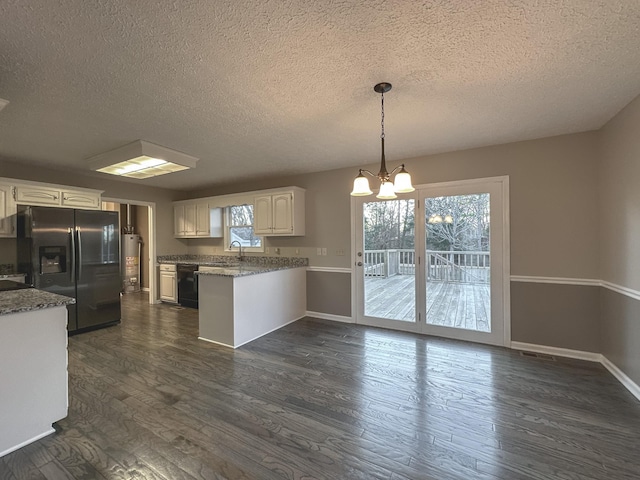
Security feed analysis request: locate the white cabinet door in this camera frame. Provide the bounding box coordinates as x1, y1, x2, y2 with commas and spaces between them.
253, 195, 273, 235
61, 190, 101, 209
183, 204, 197, 236
271, 193, 293, 234
254, 190, 303, 236
174, 205, 185, 236
159, 271, 177, 302
174, 203, 207, 237
0, 184, 16, 237
15, 186, 61, 206
195, 203, 210, 236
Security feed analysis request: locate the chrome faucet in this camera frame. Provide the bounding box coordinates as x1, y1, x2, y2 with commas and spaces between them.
229, 240, 243, 261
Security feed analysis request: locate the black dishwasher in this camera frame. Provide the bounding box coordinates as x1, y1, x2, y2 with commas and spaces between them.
177, 264, 199, 308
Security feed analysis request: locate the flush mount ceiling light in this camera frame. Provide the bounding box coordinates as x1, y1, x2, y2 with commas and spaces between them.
87, 140, 198, 179
350, 82, 414, 199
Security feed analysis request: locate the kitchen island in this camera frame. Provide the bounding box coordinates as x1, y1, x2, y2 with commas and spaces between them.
0, 287, 74, 457
196, 262, 306, 348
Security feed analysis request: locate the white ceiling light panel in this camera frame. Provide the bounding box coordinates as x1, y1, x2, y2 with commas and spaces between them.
87, 140, 198, 179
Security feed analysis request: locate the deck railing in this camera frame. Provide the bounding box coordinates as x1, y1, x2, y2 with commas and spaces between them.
364, 249, 490, 284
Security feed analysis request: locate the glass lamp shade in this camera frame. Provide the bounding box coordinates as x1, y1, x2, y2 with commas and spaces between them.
351, 174, 373, 196
393, 169, 415, 193
377, 181, 397, 199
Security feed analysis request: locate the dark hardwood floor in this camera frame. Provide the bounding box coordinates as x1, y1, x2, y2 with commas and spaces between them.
2, 292, 640, 479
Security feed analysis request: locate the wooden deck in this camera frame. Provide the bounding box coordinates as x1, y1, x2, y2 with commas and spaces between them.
365, 276, 490, 332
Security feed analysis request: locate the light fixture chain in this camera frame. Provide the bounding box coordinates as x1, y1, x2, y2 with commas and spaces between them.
380, 91, 385, 139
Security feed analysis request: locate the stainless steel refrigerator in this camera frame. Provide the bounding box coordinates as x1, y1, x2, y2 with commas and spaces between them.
17, 206, 121, 333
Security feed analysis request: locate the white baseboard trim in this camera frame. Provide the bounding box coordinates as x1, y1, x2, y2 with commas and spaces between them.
305, 311, 354, 323
198, 315, 305, 349
511, 342, 640, 402
197, 336, 234, 349
0, 428, 55, 458
510, 342, 602, 362
601, 355, 640, 402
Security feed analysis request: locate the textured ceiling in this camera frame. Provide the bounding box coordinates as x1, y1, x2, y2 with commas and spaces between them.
1, 0, 639, 191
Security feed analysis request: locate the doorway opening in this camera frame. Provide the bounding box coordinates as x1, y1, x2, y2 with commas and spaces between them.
102, 198, 157, 305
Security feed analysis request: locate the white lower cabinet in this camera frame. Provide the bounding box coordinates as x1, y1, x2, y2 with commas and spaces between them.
159, 264, 177, 302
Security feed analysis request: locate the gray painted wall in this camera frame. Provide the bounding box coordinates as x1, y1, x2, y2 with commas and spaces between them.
306, 271, 351, 317
511, 282, 601, 352
599, 93, 640, 386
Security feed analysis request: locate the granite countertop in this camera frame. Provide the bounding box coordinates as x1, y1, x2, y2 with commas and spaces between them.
196, 264, 303, 278
157, 254, 308, 278
158, 254, 308, 267
0, 289, 75, 316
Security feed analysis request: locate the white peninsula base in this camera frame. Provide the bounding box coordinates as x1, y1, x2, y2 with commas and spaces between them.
198, 267, 306, 348
0, 306, 68, 457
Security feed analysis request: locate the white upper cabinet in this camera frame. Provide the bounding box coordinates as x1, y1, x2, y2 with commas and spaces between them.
174, 202, 209, 238
0, 183, 16, 237
13, 182, 101, 210
253, 196, 273, 234
195, 203, 210, 236
15, 185, 61, 206
0, 178, 103, 238
254, 188, 305, 236
61, 190, 101, 209
173, 186, 305, 239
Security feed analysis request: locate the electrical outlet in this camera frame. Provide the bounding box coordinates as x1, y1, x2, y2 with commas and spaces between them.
295, 248, 300, 255
274, 247, 280, 254
265, 247, 270, 254
317, 248, 322, 256
322, 248, 327, 256
336, 249, 345, 256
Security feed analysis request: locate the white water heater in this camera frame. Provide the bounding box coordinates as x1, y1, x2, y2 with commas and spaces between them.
121, 234, 142, 293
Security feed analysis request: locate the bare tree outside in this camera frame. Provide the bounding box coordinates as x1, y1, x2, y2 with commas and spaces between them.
362, 194, 489, 252
363, 200, 415, 250
426, 194, 490, 252
228, 205, 261, 247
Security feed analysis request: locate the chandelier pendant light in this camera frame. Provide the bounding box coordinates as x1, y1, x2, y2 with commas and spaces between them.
351, 82, 415, 199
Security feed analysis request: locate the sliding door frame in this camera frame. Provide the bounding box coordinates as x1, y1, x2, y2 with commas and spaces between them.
350, 175, 511, 347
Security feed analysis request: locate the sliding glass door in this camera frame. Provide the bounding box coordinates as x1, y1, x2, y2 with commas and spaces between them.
353, 177, 509, 346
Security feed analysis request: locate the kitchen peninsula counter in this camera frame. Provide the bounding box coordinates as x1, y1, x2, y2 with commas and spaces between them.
0, 288, 73, 457
176, 256, 308, 348
157, 254, 308, 269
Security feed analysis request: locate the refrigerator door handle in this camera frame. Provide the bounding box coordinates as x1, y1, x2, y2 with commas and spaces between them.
69, 227, 76, 282
77, 227, 83, 281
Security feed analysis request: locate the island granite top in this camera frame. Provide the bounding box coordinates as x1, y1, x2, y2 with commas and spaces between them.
196, 264, 304, 278
0, 289, 76, 316
157, 254, 308, 267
